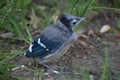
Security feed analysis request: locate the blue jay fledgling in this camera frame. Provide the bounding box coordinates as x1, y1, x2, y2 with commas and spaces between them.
24, 14, 86, 64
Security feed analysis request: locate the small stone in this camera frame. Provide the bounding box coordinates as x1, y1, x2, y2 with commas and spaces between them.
100, 25, 111, 33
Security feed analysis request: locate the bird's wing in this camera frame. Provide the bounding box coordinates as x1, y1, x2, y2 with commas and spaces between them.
24, 36, 64, 58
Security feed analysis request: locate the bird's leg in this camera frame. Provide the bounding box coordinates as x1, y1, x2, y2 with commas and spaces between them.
54, 64, 73, 72
40, 61, 60, 74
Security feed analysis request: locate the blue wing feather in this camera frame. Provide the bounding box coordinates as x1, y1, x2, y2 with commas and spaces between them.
25, 36, 63, 58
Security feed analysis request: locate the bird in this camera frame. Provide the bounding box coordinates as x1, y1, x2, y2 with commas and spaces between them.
24, 14, 86, 73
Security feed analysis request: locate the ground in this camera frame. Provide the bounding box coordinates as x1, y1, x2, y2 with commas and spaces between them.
1, 10, 120, 80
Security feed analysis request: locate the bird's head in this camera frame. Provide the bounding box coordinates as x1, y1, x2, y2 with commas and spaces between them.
60, 14, 86, 32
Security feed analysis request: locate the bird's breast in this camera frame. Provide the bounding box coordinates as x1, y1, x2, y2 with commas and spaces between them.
41, 32, 77, 63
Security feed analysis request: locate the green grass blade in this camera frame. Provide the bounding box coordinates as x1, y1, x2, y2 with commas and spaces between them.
100, 47, 111, 80
0, 50, 24, 65
22, 17, 33, 43
90, 6, 120, 11
0, 24, 15, 32
80, 0, 94, 16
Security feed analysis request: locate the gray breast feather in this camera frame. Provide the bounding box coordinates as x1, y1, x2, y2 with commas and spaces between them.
42, 32, 77, 63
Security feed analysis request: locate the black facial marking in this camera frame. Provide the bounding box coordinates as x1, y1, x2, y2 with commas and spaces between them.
60, 15, 72, 32
60, 15, 70, 27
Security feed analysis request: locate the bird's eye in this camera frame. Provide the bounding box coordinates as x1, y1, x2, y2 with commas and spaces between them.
71, 19, 77, 25
73, 21, 76, 25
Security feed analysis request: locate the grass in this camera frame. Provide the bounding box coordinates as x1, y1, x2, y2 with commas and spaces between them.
0, 0, 33, 44
100, 46, 120, 80
0, 50, 24, 80
0, 0, 120, 80
100, 47, 111, 80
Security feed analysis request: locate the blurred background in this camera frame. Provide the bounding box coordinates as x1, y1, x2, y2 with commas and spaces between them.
0, 0, 120, 80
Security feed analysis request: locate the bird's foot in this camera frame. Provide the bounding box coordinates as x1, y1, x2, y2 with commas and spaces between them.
40, 62, 60, 74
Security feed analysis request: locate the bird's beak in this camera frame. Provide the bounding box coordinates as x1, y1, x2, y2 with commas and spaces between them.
80, 17, 86, 22
76, 17, 86, 25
